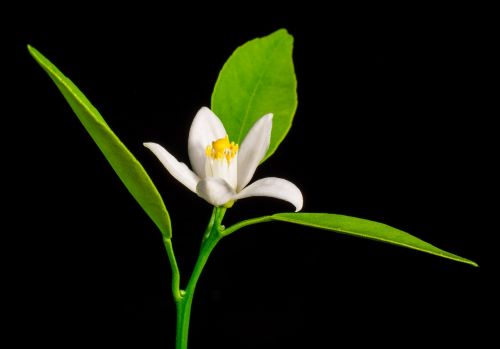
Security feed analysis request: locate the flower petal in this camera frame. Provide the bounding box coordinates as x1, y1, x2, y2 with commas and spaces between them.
188, 107, 227, 177
144, 142, 199, 193
234, 177, 303, 211
237, 113, 273, 191
196, 177, 236, 206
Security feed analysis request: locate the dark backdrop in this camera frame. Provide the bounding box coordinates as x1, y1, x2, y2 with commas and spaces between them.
4, 5, 494, 348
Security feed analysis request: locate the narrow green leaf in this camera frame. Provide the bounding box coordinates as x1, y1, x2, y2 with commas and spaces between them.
28, 45, 172, 238
211, 29, 297, 162
271, 213, 477, 267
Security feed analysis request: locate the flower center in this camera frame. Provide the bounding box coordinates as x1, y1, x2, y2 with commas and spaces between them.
205, 135, 238, 162
204, 135, 239, 190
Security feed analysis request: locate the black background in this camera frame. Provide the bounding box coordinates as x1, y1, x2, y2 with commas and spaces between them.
4, 4, 495, 348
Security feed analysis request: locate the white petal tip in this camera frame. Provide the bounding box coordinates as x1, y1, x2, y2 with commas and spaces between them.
294, 202, 303, 212
261, 113, 273, 123
143, 142, 165, 154
291, 193, 303, 212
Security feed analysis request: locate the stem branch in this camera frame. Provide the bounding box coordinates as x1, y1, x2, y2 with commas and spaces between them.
163, 237, 181, 302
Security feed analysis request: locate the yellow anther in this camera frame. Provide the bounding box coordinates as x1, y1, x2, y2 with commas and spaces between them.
206, 135, 238, 161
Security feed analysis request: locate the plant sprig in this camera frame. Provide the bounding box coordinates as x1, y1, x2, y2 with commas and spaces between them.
28, 29, 477, 349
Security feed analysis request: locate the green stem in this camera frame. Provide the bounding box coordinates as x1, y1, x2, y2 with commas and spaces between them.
175, 207, 226, 349
222, 214, 272, 236
163, 237, 181, 302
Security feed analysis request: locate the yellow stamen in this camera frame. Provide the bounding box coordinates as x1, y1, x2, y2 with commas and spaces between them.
205, 135, 238, 161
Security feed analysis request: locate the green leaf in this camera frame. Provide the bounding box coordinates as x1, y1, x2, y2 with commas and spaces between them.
223, 213, 477, 267
28, 45, 172, 238
272, 213, 477, 267
211, 29, 297, 162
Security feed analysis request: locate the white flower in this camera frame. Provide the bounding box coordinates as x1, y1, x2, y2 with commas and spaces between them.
144, 107, 303, 211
